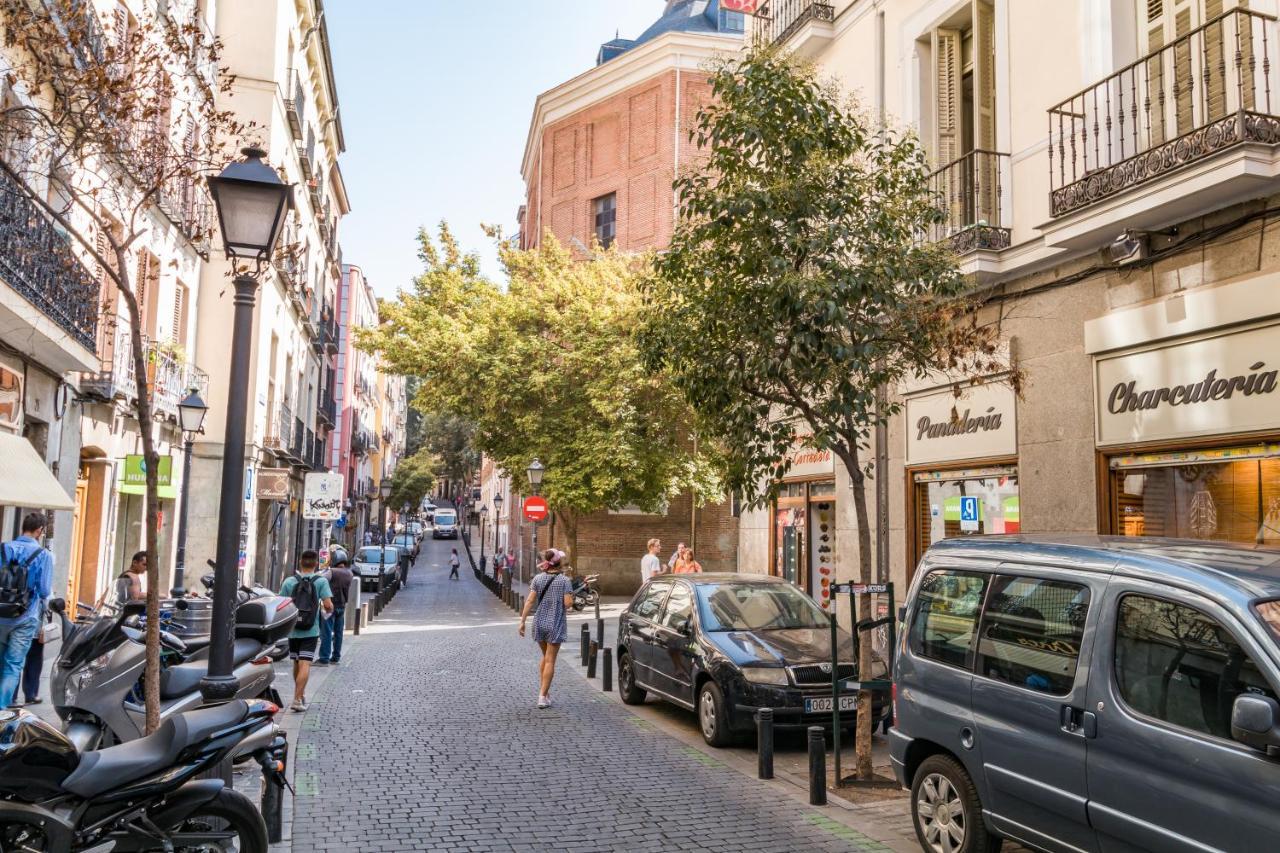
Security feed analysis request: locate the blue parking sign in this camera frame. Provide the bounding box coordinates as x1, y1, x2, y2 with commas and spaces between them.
959, 496, 979, 531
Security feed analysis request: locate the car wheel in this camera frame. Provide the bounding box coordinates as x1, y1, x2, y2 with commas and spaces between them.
911, 754, 1001, 853
617, 651, 646, 705
697, 680, 733, 748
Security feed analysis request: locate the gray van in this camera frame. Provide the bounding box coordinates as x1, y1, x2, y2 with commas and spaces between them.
890, 535, 1280, 853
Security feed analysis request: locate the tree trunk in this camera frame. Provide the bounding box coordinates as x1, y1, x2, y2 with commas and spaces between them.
117, 249, 164, 735
556, 510, 578, 573
842, 446, 876, 781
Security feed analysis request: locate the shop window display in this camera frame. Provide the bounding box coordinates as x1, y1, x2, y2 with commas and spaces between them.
914, 469, 1019, 559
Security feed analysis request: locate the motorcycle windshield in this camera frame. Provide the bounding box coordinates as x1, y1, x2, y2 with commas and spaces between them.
56, 616, 117, 671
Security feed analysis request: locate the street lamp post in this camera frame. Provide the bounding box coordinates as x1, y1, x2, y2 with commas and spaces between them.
201, 146, 293, 704
479, 504, 488, 571
492, 492, 503, 564
171, 390, 209, 597
526, 459, 544, 587
378, 479, 392, 591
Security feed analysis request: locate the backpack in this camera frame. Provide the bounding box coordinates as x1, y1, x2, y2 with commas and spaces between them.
290, 573, 320, 632
0, 543, 40, 619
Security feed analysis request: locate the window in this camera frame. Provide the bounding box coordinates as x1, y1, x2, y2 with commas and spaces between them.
1115, 595, 1278, 739
593, 193, 616, 249
719, 10, 745, 32
914, 469, 1019, 563
910, 570, 989, 668
633, 580, 672, 622
659, 583, 694, 630
171, 282, 187, 345
696, 582, 828, 631
976, 576, 1090, 695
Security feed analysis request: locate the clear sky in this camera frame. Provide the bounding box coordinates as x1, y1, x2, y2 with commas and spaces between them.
325, 1, 663, 297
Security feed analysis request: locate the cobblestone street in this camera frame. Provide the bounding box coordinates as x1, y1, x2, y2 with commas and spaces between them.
286, 536, 912, 853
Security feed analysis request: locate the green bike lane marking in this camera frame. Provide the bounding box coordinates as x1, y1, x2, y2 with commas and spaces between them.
804, 813, 892, 851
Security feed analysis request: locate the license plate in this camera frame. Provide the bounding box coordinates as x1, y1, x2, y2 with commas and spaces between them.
805, 696, 858, 714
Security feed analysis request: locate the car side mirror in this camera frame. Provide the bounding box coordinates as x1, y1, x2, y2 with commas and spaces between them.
1231, 694, 1280, 754
898, 605, 907, 622
678, 620, 694, 637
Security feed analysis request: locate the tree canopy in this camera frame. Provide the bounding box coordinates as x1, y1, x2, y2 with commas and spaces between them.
386, 448, 437, 513
358, 226, 720, 565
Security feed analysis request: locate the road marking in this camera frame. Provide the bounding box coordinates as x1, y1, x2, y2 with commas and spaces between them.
803, 814, 891, 851
295, 772, 319, 797
681, 746, 727, 769
295, 743, 317, 761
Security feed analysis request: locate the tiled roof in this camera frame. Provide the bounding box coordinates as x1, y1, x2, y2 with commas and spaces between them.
597, 1, 741, 66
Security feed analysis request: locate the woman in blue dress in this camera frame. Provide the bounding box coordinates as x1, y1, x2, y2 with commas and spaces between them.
518, 549, 575, 709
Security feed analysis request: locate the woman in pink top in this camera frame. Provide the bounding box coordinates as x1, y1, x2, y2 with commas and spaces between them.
672, 546, 702, 574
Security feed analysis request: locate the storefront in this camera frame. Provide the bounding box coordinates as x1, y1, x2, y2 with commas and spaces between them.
904, 379, 1019, 572
771, 434, 837, 609
1090, 292, 1280, 547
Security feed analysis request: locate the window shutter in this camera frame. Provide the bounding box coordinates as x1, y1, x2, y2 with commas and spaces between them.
96, 226, 119, 364
113, 3, 129, 52
172, 283, 187, 345
134, 252, 149, 326
1172, 4, 1194, 135
932, 27, 963, 229
972, 0, 997, 225
1142, 0, 1169, 145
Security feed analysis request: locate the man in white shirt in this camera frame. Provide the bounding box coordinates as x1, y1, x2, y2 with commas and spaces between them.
641, 538, 663, 584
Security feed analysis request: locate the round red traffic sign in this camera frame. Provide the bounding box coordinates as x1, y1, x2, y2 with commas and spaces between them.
523, 496, 550, 523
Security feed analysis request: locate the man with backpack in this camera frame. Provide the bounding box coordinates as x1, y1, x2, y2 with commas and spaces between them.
316, 548, 352, 667
0, 513, 53, 709
278, 550, 333, 712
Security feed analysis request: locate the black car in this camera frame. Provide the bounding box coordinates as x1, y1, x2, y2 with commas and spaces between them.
616, 574, 888, 746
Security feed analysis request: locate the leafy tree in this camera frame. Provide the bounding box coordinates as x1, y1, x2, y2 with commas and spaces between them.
641, 48, 1008, 778
0, 0, 240, 733
417, 410, 478, 486
358, 225, 719, 567
386, 448, 437, 513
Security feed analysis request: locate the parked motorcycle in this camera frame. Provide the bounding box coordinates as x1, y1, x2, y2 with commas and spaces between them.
51, 572, 297, 752
571, 574, 600, 612
0, 698, 286, 852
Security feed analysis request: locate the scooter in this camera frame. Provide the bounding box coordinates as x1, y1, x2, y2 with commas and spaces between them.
51, 573, 297, 753
571, 574, 600, 612
0, 698, 287, 853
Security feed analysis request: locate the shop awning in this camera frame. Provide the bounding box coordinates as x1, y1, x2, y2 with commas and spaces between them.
0, 432, 74, 510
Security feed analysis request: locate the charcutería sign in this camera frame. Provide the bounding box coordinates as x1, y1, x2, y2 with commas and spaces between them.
1107, 362, 1277, 414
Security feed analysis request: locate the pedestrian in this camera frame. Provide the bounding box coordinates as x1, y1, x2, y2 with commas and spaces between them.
493, 550, 505, 584
641, 538, 663, 584
278, 549, 334, 712
363, 529, 372, 546
449, 548, 460, 580
667, 541, 686, 571
518, 548, 574, 709
673, 546, 703, 574
316, 547, 353, 667
114, 551, 147, 604
0, 513, 53, 709
21, 599, 60, 706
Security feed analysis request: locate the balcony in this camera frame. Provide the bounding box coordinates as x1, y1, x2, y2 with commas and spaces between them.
305, 427, 315, 470
156, 162, 212, 251
927, 150, 1011, 254
1045, 7, 1280, 247
291, 416, 305, 463
757, 0, 834, 55
284, 69, 304, 141
297, 136, 314, 181
312, 436, 326, 472
81, 329, 209, 421
317, 389, 336, 428
0, 167, 99, 356
351, 431, 368, 457
265, 405, 294, 458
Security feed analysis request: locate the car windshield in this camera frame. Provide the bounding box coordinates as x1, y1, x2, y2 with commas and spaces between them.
696, 583, 829, 631
1256, 599, 1280, 641
434, 512, 456, 523
356, 547, 397, 563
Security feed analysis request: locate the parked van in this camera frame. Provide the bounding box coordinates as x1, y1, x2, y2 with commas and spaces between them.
432, 508, 458, 539
891, 535, 1280, 853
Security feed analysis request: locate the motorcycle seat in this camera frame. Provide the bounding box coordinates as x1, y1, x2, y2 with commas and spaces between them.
61, 700, 250, 799
159, 639, 263, 700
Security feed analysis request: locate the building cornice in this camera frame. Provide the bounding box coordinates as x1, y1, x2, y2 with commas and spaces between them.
520, 30, 741, 182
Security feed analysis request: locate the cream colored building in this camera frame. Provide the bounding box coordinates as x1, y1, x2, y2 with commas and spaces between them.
744, 0, 1280, 601
189, 0, 349, 589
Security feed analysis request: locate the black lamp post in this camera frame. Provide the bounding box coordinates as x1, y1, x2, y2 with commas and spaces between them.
201, 146, 293, 704
378, 479, 392, 590
526, 459, 544, 587
492, 492, 503, 561
171, 389, 209, 597
479, 504, 488, 570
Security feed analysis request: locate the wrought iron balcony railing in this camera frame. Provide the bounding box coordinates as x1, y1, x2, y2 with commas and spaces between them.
284, 68, 304, 141
265, 405, 294, 455
81, 328, 209, 421
927, 150, 1011, 254
758, 0, 834, 46
0, 167, 99, 351
1048, 7, 1280, 218
291, 416, 305, 462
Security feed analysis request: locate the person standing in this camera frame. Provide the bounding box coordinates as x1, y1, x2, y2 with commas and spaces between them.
673, 546, 703, 574
518, 549, 574, 709
278, 550, 333, 712
641, 538, 663, 584
114, 551, 147, 604
449, 548, 461, 580
316, 548, 353, 667
668, 541, 686, 572
0, 513, 52, 709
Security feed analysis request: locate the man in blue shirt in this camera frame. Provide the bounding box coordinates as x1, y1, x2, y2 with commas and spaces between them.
0, 513, 53, 708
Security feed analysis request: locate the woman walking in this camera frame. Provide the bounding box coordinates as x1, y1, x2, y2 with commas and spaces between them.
518, 549, 574, 709
449, 549, 460, 580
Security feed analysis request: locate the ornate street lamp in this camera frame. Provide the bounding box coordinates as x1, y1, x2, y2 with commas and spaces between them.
171, 389, 208, 597
526, 459, 545, 586
379, 479, 393, 589
201, 146, 293, 705
479, 504, 489, 570
492, 492, 503, 559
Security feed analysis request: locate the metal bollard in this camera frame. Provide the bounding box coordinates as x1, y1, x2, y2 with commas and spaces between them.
602, 648, 613, 692
587, 641, 598, 679
580, 624, 591, 665
757, 708, 774, 779
596, 617, 604, 647
808, 726, 827, 805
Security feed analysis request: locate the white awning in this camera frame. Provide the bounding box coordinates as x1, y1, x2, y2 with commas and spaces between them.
0, 431, 74, 510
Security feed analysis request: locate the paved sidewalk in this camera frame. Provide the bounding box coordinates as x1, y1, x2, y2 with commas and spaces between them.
286, 542, 914, 852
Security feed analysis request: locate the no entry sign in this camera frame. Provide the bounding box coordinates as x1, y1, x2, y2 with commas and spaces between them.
523, 496, 550, 524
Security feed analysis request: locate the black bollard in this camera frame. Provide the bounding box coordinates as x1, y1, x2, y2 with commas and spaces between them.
808, 726, 827, 805
580, 624, 591, 665
587, 641, 598, 679
596, 617, 604, 647
602, 648, 613, 692
757, 709, 774, 779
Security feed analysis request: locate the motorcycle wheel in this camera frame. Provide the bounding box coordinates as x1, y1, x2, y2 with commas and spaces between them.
159, 788, 268, 853
572, 597, 585, 612
585, 590, 600, 606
